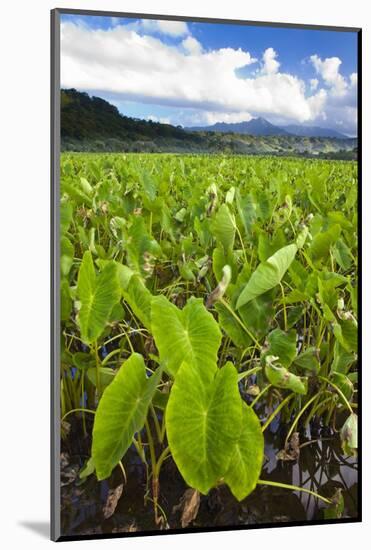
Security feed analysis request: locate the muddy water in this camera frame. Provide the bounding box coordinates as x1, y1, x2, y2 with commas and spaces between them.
61, 415, 358, 537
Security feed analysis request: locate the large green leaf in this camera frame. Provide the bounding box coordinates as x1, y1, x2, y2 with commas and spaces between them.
309, 224, 341, 262
239, 291, 275, 339
224, 403, 264, 501
77, 252, 121, 344
151, 296, 221, 378
264, 328, 297, 368
122, 275, 152, 330
293, 347, 320, 375
92, 353, 162, 480
166, 362, 242, 494
60, 202, 73, 234
61, 236, 74, 277
60, 279, 72, 321
125, 216, 161, 276
332, 239, 353, 271
211, 204, 236, 252
331, 341, 356, 374
236, 244, 297, 309
333, 319, 358, 353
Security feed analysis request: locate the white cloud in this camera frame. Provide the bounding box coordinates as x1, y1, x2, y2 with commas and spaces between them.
147, 114, 171, 124
309, 78, 319, 91
310, 54, 347, 96
182, 36, 203, 55
261, 47, 280, 74
308, 54, 357, 134
61, 22, 357, 134
350, 72, 357, 87
194, 111, 254, 125
140, 19, 189, 37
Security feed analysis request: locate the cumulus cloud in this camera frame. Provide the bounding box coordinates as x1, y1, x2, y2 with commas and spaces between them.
182, 36, 203, 55
193, 111, 254, 125
261, 47, 280, 74
61, 22, 327, 123
310, 54, 347, 95
350, 72, 357, 87
139, 19, 189, 37
60, 21, 357, 134
309, 78, 319, 91
308, 54, 357, 134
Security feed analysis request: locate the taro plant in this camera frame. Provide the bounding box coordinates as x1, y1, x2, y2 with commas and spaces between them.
60, 152, 358, 524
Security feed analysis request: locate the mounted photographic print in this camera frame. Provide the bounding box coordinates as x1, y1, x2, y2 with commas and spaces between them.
51, 8, 361, 541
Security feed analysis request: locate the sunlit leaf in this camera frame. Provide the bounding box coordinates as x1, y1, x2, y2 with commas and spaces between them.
211, 204, 236, 252
77, 251, 121, 344
224, 403, 264, 500
166, 361, 242, 494
92, 353, 162, 480
236, 244, 297, 308
151, 295, 222, 378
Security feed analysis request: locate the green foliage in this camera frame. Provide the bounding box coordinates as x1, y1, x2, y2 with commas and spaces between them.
151, 296, 221, 378
236, 244, 297, 308
92, 353, 162, 480
77, 251, 121, 344
166, 362, 242, 494
265, 356, 308, 395
264, 328, 297, 368
211, 204, 236, 252
60, 151, 358, 521
224, 403, 264, 500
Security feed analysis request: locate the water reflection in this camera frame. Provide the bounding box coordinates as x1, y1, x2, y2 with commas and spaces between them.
61, 420, 358, 536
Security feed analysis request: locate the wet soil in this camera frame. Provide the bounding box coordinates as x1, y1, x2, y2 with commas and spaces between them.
60, 413, 358, 537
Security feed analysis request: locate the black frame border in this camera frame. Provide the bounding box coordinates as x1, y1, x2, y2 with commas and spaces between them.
51, 8, 362, 542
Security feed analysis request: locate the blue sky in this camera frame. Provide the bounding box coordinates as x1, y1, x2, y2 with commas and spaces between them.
60, 14, 358, 135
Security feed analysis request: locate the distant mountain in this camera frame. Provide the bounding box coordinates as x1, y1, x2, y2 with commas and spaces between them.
281, 124, 349, 139
187, 117, 349, 139
187, 117, 290, 136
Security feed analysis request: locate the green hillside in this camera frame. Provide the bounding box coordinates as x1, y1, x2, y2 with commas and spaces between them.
61, 89, 357, 159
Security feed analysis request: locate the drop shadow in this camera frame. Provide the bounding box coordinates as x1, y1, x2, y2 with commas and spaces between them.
18, 521, 50, 539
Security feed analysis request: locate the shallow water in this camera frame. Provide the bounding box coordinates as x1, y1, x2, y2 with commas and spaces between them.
61, 416, 358, 537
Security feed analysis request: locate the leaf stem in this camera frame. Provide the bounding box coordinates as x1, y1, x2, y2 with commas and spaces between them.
250, 384, 272, 408
257, 479, 331, 504
94, 341, 101, 398
219, 298, 261, 349
262, 393, 295, 432
318, 375, 354, 414
61, 407, 96, 422
238, 366, 262, 382
285, 392, 325, 445
279, 282, 288, 331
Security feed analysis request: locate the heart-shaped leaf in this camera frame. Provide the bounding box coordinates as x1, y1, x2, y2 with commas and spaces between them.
151, 296, 221, 378
211, 204, 236, 252
77, 252, 121, 344
92, 353, 162, 480
224, 403, 264, 501
166, 361, 242, 494
123, 275, 152, 330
